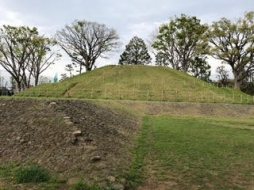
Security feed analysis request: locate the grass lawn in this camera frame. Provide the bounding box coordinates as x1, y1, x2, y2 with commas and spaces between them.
132, 116, 254, 189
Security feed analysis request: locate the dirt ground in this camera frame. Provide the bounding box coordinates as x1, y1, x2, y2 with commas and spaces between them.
117, 100, 254, 118
0, 98, 139, 189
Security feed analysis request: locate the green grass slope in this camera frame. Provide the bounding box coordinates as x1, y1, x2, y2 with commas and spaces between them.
17, 65, 253, 103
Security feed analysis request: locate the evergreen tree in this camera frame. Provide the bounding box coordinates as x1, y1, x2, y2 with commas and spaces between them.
189, 56, 211, 82
155, 51, 170, 67
119, 36, 151, 65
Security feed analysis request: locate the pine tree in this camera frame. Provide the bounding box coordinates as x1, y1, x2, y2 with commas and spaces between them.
189, 56, 211, 82
119, 36, 151, 65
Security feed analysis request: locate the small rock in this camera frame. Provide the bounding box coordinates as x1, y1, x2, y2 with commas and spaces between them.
49, 102, 57, 106
90, 156, 101, 162
112, 183, 125, 190
63, 116, 71, 119
107, 176, 116, 182
67, 177, 80, 185
71, 136, 78, 144
96, 163, 107, 169
72, 130, 82, 137
66, 121, 74, 125
119, 178, 127, 185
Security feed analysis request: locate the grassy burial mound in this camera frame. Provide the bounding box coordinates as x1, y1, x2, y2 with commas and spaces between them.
17, 65, 253, 104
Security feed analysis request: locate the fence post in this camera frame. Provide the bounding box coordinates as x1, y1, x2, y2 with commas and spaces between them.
146, 91, 149, 101
161, 90, 164, 101
90, 88, 93, 98
175, 90, 178, 102
241, 95, 243, 103
104, 89, 107, 99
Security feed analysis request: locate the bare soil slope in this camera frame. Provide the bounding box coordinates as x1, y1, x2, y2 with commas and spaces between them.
0, 98, 139, 188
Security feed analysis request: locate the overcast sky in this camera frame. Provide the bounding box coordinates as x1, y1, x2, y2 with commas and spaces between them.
0, 0, 253, 79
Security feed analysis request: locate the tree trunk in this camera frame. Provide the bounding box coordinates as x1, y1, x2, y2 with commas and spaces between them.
35, 75, 39, 86
234, 78, 241, 89
87, 67, 92, 71
17, 81, 22, 93
233, 70, 241, 89
79, 64, 82, 74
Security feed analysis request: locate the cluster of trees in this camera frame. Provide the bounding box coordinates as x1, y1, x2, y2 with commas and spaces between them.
0, 21, 120, 91
0, 11, 253, 92
119, 12, 254, 90
0, 26, 60, 91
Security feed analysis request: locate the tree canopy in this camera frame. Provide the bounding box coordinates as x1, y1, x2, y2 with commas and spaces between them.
0, 25, 57, 91
207, 11, 254, 89
119, 36, 151, 65
56, 20, 120, 73
189, 56, 211, 82
152, 14, 209, 72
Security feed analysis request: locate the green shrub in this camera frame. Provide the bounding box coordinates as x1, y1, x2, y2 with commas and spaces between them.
69, 181, 102, 190
14, 165, 50, 183
69, 181, 87, 190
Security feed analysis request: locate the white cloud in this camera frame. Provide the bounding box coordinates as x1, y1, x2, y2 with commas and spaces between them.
0, 8, 24, 26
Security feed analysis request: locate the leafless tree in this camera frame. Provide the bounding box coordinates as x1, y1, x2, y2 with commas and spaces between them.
27, 37, 60, 86
56, 20, 120, 73
216, 65, 229, 86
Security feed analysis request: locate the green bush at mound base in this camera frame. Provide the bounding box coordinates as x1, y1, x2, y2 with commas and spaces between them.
14, 165, 50, 183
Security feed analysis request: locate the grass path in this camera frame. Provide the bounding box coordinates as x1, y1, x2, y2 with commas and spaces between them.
134, 116, 254, 190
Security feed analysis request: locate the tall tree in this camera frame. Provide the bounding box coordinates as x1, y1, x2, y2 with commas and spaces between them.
189, 56, 211, 82
216, 65, 229, 86
155, 51, 170, 66
0, 25, 36, 91
27, 36, 60, 86
65, 64, 74, 77
207, 11, 254, 89
0, 25, 58, 91
56, 20, 120, 73
119, 36, 151, 65
152, 14, 209, 72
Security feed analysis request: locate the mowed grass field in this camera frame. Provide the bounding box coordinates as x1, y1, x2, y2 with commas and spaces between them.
131, 116, 254, 190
